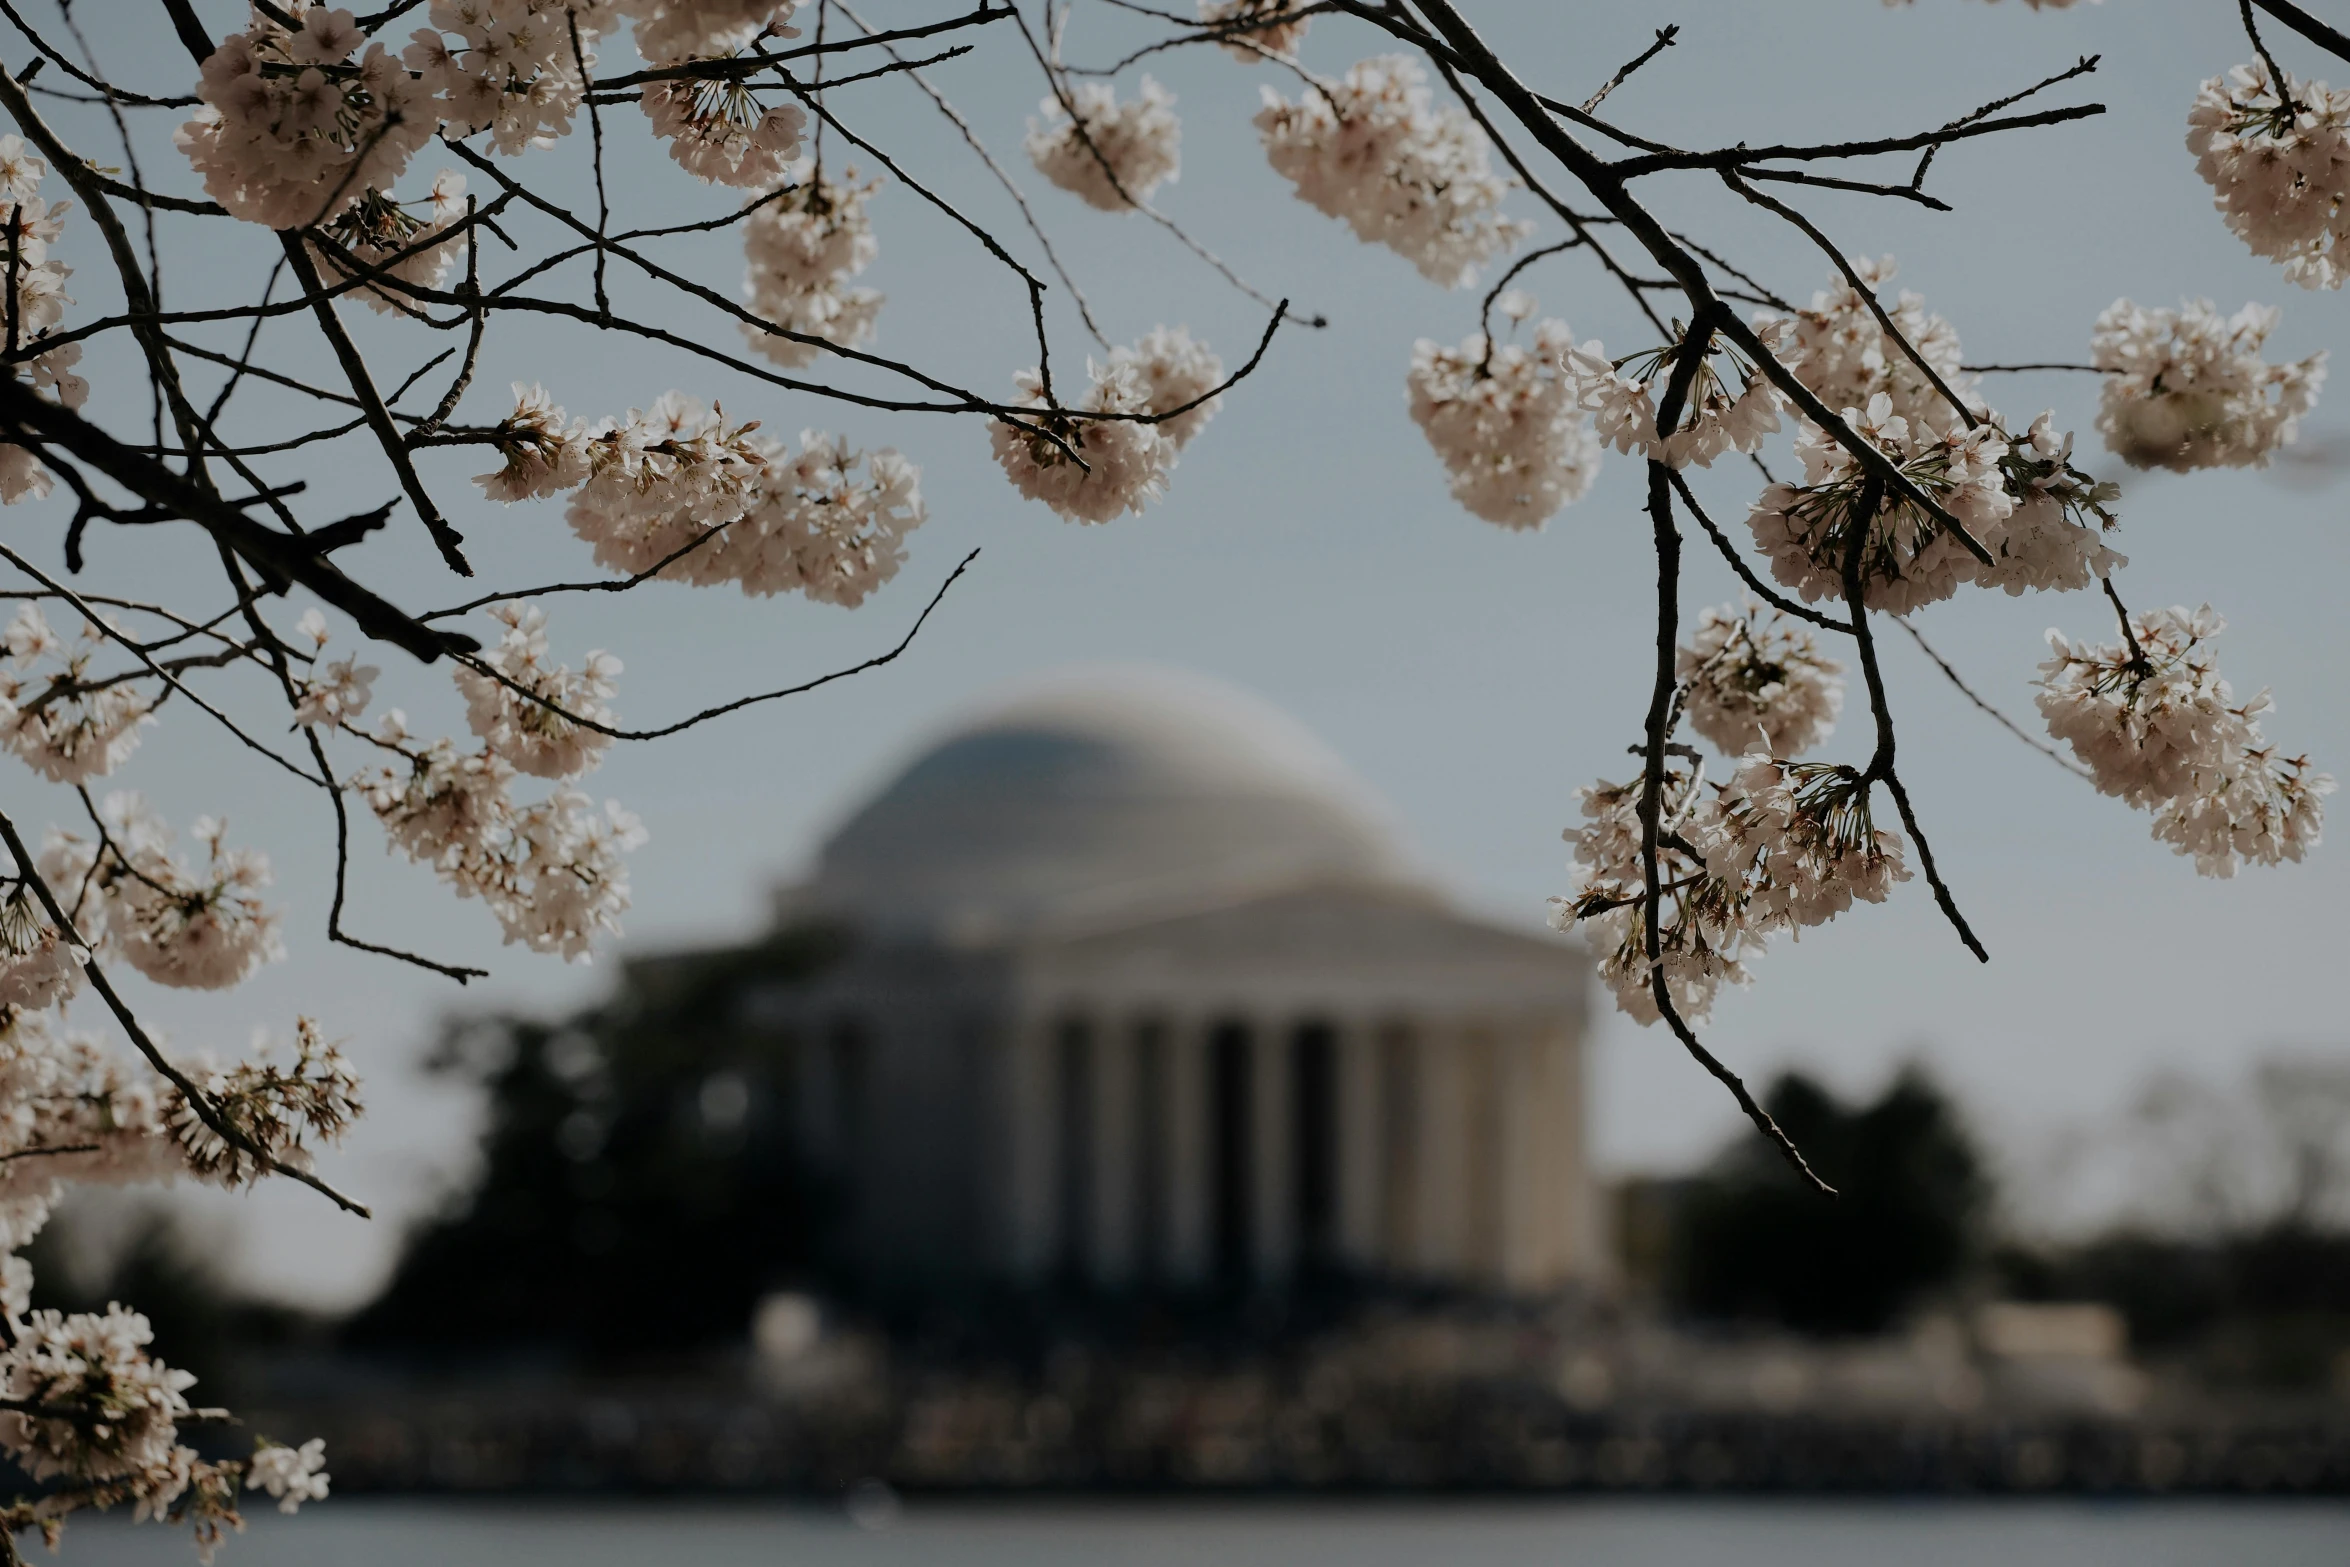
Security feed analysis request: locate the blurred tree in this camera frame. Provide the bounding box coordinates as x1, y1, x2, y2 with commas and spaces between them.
1669, 1067, 1987, 1335
348, 928, 844, 1362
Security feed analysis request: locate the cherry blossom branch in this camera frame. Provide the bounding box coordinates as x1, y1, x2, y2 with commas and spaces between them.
0, 809, 371, 1220
1911, 54, 2101, 190
1665, 469, 1847, 634
2250, 0, 2350, 64
1582, 24, 1677, 115
448, 548, 980, 744
300, 726, 487, 985
837, 0, 1110, 350
1721, 169, 1980, 429
1893, 614, 2091, 782
0, 540, 324, 786
1838, 473, 1988, 964
1640, 456, 1835, 1194
591, 3, 1015, 89
2242, 0, 2305, 101
1609, 103, 2106, 178
0, 379, 472, 663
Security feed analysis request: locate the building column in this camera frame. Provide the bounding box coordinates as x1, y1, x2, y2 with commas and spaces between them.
1089, 1017, 1138, 1288
1162, 1016, 1211, 1286
1336, 1017, 1384, 1275
1003, 1014, 1058, 1282
1250, 1020, 1294, 1285
1412, 1020, 1466, 1278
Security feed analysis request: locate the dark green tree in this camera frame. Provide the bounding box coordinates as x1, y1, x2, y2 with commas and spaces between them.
1671, 1066, 1987, 1334
348, 928, 843, 1361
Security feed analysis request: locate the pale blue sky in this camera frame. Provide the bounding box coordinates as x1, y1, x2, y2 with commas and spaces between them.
30, 0, 2350, 1303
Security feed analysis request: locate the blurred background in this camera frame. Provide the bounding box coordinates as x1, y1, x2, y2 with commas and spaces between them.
24, 0, 2350, 1559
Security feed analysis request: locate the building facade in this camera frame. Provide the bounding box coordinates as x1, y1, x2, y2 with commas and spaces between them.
738, 668, 1599, 1297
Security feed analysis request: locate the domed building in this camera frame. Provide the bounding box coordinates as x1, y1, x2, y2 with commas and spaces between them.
738, 667, 1599, 1297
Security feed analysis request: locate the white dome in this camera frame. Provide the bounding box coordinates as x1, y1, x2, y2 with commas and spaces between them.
808, 666, 1420, 940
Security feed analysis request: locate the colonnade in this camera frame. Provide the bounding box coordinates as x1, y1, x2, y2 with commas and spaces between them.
1001, 1009, 1588, 1294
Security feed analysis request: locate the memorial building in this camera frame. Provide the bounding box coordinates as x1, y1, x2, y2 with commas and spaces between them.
739, 667, 1601, 1297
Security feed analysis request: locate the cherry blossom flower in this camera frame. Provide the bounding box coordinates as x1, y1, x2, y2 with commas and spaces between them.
1407, 317, 1599, 528
1256, 56, 1530, 288
171, 1019, 361, 1186
0, 1305, 195, 1484
1563, 331, 1783, 470
566, 392, 772, 578
454, 604, 621, 780
1552, 767, 1762, 1026
0, 884, 85, 1012
1678, 603, 1844, 757
43, 796, 284, 993
1199, 0, 1310, 60
989, 360, 1173, 524
741, 169, 885, 368
1756, 256, 1977, 430
2187, 61, 2350, 290
2037, 603, 2332, 876
475, 383, 591, 503
733, 432, 926, 606
640, 73, 806, 189
179, 9, 439, 229
1696, 757, 1910, 932
0, 607, 154, 785
621, 0, 802, 63
306, 171, 469, 316
1027, 78, 1182, 212
406, 0, 619, 154
1110, 325, 1225, 452
246, 1438, 330, 1514
2092, 297, 2326, 470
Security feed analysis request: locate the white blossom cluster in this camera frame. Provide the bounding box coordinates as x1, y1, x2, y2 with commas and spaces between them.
1563, 333, 1784, 470
1756, 255, 1977, 429
40, 794, 285, 995
0, 1002, 350, 1545
1699, 759, 1911, 932
171, 1019, 364, 1187
1110, 326, 1225, 452
0, 138, 84, 507
0, 608, 153, 787
1255, 56, 1530, 288
454, 604, 621, 780
2091, 297, 2326, 471
1554, 757, 1909, 1025
1677, 603, 1844, 757
639, 72, 805, 190
245, 1439, 330, 1515
291, 610, 379, 732
403, 0, 618, 155
1198, 0, 1310, 60
1406, 317, 1600, 529
352, 604, 646, 962
2037, 604, 2332, 876
1027, 79, 1182, 212
741, 169, 884, 369
1746, 397, 2121, 614
0, 884, 84, 1012
1551, 766, 1759, 1026
992, 328, 1223, 523
178, 6, 439, 229
184, 3, 808, 225
473, 386, 926, 605
626, 2, 807, 188
306, 171, 468, 317
2187, 62, 2350, 290
623, 0, 803, 62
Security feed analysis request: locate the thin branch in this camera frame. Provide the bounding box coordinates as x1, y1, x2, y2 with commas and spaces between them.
1893, 614, 2090, 781
1667, 469, 1847, 633
0, 809, 371, 1220
1582, 25, 1676, 114
1610, 103, 2107, 178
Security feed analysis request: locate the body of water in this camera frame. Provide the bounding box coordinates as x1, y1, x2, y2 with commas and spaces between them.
49, 1497, 2350, 1565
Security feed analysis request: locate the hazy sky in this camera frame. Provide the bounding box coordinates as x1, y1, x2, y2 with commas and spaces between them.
32, 0, 2350, 1305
